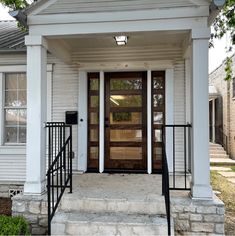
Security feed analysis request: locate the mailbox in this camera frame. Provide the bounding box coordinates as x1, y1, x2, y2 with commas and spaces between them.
65, 111, 78, 125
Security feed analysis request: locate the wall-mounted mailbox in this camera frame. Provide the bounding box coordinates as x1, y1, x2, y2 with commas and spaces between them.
65, 111, 78, 125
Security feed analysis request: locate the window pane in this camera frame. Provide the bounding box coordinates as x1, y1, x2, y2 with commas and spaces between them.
5, 109, 18, 125
110, 112, 142, 124
110, 147, 142, 160
5, 74, 17, 90
18, 74, 26, 90
19, 126, 26, 143
19, 109, 27, 125
110, 95, 142, 107
90, 147, 99, 159
110, 79, 142, 90
5, 127, 17, 143
110, 130, 142, 142
5, 91, 17, 107
18, 91, 27, 106
153, 112, 163, 124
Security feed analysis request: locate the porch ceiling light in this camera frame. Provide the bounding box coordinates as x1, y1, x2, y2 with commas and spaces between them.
114, 36, 128, 46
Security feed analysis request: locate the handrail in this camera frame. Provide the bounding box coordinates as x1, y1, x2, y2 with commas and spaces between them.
45, 122, 73, 235
163, 124, 192, 190
161, 126, 171, 236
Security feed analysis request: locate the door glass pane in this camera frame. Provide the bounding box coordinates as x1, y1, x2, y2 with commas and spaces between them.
90, 147, 99, 159
90, 79, 99, 90
90, 129, 99, 142
90, 96, 99, 108
110, 130, 142, 142
110, 95, 141, 107
18, 91, 27, 106
154, 129, 162, 142
110, 147, 142, 160
153, 112, 163, 124
110, 112, 142, 124
110, 79, 142, 90
153, 76, 164, 89
154, 147, 162, 160
90, 112, 99, 124
153, 94, 164, 108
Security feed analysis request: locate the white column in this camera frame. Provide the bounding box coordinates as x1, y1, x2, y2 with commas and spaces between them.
212, 99, 216, 143
191, 29, 213, 199
165, 69, 174, 172
78, 71, 88, 172
24, 36, 48, 195
147, 70, 152, 174
99, 71, 105, 173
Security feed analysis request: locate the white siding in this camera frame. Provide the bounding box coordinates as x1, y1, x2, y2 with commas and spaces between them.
50, 56, 79, 170
40, 0, 209, 15
174, 60, 186, 172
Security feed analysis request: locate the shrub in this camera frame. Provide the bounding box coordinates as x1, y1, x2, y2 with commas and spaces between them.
0, 215, 30, 236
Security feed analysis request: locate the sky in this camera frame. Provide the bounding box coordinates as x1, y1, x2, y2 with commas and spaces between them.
0, 3, 233, 73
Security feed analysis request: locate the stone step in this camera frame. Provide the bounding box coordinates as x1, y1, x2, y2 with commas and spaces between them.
210, 154, 229, 159
210, 146, 226, 151
210, 158, 235, 166
210, 150, 227, 155
60, 194, 166, 215
52, 211, 173, 236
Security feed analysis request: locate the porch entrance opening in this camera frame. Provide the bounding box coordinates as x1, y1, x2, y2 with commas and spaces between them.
87, 71, 165, 173
104, 72, 147, 172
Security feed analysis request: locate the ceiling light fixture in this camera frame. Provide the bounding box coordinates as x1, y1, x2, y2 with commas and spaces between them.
114, 36, 128, 46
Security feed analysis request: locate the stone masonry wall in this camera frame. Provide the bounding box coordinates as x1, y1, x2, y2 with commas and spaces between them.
12, 194, 48, 235
0, 183, 23, 198
171, 193, 224, 235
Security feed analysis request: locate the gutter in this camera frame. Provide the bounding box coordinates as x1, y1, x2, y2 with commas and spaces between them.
208, 0, 226, 26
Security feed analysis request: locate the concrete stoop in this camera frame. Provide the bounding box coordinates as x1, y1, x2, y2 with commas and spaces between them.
52, 212, 172, 236
51, 193, 173, 235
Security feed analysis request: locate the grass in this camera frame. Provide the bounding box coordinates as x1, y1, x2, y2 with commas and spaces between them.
230, 166, 235, 172
211, 170, 235, 212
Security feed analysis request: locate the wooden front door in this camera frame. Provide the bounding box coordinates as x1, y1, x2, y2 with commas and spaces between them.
104, 72, 147, 172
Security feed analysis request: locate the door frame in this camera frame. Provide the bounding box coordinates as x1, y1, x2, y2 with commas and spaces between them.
77, 68, 174, 174
104, 71, 147, 172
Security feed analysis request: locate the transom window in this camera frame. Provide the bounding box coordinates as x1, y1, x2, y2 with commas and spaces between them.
4, 73, 27, 144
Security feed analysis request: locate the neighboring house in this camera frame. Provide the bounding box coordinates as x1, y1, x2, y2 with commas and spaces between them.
0, 0, 226, 235
209, 54, 235, 159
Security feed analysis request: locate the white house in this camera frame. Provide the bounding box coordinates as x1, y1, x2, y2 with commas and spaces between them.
0, 0, 225, 235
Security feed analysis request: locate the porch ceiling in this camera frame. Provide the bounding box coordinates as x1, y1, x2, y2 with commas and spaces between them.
57, 30, 189, 50
46, 30, 189, 63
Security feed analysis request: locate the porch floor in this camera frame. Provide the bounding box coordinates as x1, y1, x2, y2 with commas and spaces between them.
71, 173, 163, 200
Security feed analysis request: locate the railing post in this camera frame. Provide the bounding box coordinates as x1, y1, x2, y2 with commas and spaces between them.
162, 125, 164, 196
69, 126, 73, 194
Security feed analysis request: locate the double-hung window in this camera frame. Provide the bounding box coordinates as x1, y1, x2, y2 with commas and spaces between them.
4, 73, 27, 144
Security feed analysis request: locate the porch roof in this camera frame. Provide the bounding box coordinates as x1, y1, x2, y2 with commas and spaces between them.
0, 21, 27, 52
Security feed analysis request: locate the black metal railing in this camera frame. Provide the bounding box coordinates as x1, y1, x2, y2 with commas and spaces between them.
163, 124, 192, 190
45, 122, 73, 235
161, 129, 171, 236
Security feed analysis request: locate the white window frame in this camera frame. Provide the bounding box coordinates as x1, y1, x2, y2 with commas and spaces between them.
0, 64, 53, 147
